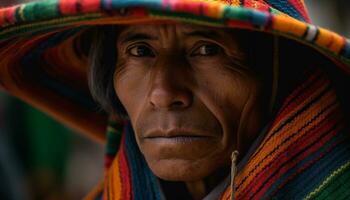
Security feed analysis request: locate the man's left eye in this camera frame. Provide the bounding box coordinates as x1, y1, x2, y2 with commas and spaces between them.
192, 44, 223, 56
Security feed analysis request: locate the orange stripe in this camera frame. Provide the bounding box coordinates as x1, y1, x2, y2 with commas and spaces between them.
272, 14, 308, 37
236, 89, 337, 193
316, 28, 345, 54
269, 80, 329, 133
203, 0, 226, 18
249, 78, 329, 161
83, 180, 104, 200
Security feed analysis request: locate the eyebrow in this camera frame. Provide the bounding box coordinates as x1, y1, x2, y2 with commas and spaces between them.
120, 33, 157, 45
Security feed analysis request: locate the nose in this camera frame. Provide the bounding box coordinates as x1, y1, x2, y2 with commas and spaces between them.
148, 59, 193, 110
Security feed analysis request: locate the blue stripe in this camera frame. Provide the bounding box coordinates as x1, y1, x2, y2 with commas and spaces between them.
125, 123, 161, 200
261, 130, 347, 199
294, 143, 350, 199
108, 0, 162, 10
272, 136, 350, 199
265, 0, 305, 21
251, 10, 270, 26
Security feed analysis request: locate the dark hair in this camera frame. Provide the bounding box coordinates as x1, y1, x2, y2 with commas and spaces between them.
88, 26, 127, 117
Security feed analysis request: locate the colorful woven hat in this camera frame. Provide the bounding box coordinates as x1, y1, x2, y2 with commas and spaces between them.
0, 0, 349, 142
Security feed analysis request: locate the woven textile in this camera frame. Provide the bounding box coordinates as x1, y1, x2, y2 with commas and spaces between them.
0, 0, 349, 141
0, 0, 349, 199
91, 64, 350, 200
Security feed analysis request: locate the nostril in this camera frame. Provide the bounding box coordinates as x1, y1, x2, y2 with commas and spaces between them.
148, 86, 192, 110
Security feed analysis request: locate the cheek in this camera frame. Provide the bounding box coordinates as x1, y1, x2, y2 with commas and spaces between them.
193, 62, 258, 149
114, 60, 151, 122
195, 63, 252, 120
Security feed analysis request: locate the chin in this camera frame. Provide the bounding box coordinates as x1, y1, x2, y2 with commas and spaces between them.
147, 158, 217, 181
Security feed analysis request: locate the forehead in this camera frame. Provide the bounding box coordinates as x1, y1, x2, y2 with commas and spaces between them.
117, 23, 234, 41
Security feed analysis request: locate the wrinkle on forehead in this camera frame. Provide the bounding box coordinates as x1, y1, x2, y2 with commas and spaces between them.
118, 23, 238, 47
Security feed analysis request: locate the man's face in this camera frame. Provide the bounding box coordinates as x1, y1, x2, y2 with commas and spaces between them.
114, 24, 264, 181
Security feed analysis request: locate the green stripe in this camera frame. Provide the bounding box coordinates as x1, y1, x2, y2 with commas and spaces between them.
304, 160, 350, 200
223, 6, 252, 21
310, 162, 350, 200
20, 0, 59, 22
106, 122, 122, 155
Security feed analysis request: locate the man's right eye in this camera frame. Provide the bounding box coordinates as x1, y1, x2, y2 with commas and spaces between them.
128, 45, 155, 57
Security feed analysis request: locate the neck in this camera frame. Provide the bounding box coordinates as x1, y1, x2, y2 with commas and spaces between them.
185, 180, 207, 200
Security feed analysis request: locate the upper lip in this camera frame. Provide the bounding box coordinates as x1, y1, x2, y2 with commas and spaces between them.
144, 128, 212, 138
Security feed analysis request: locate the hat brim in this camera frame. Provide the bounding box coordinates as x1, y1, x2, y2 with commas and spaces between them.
0, 0, 349, 142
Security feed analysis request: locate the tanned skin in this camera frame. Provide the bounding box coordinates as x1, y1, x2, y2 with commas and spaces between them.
114, 24, 264, 199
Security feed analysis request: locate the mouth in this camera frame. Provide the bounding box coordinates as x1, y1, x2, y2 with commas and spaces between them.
143, 129, 215, 144
144, 128, 213, 138
145, 135, 212, 144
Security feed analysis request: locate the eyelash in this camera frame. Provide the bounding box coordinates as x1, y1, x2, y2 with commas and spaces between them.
127, 44, 155, 57
126, 42, 224, 58
190, 43, 224, 57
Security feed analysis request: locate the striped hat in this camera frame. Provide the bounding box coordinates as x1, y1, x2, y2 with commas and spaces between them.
0, 0, 349, 142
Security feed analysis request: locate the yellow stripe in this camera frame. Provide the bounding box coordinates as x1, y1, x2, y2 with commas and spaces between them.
18, 5, 26, 22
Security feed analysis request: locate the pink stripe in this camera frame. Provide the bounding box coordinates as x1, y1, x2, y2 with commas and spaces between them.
5, 6, 17, 24
105, 0, 112, 10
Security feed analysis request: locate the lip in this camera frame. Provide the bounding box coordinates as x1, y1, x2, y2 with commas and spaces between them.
144, 135, 212, 144
143, 128, 214, 139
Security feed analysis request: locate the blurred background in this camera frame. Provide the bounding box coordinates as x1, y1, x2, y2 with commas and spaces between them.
0, 0, 349, 200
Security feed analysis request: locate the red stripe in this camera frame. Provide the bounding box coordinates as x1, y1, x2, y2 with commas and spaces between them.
247, 71, 329, 168
128, 7, 148, 17
59, 0, 78, 15
226, 19, 254, 29
269, 137, 345, 198
272, 73, 329, 128
254, 119, 343, 199
287, 0, 311, 22
238, 111, 342, 199
0, 8, 6, 26
5, 6, 17, 24
274, 69, 322, 120
172, 0, 203, 16
118, 135, 133, 200
80, 0, 101, 13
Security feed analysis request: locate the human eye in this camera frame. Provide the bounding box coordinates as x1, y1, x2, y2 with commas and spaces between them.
127, 44, 155, 57
191, 43, 223, 57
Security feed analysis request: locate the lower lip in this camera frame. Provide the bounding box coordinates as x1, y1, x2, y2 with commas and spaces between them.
144, 136, 212, 144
